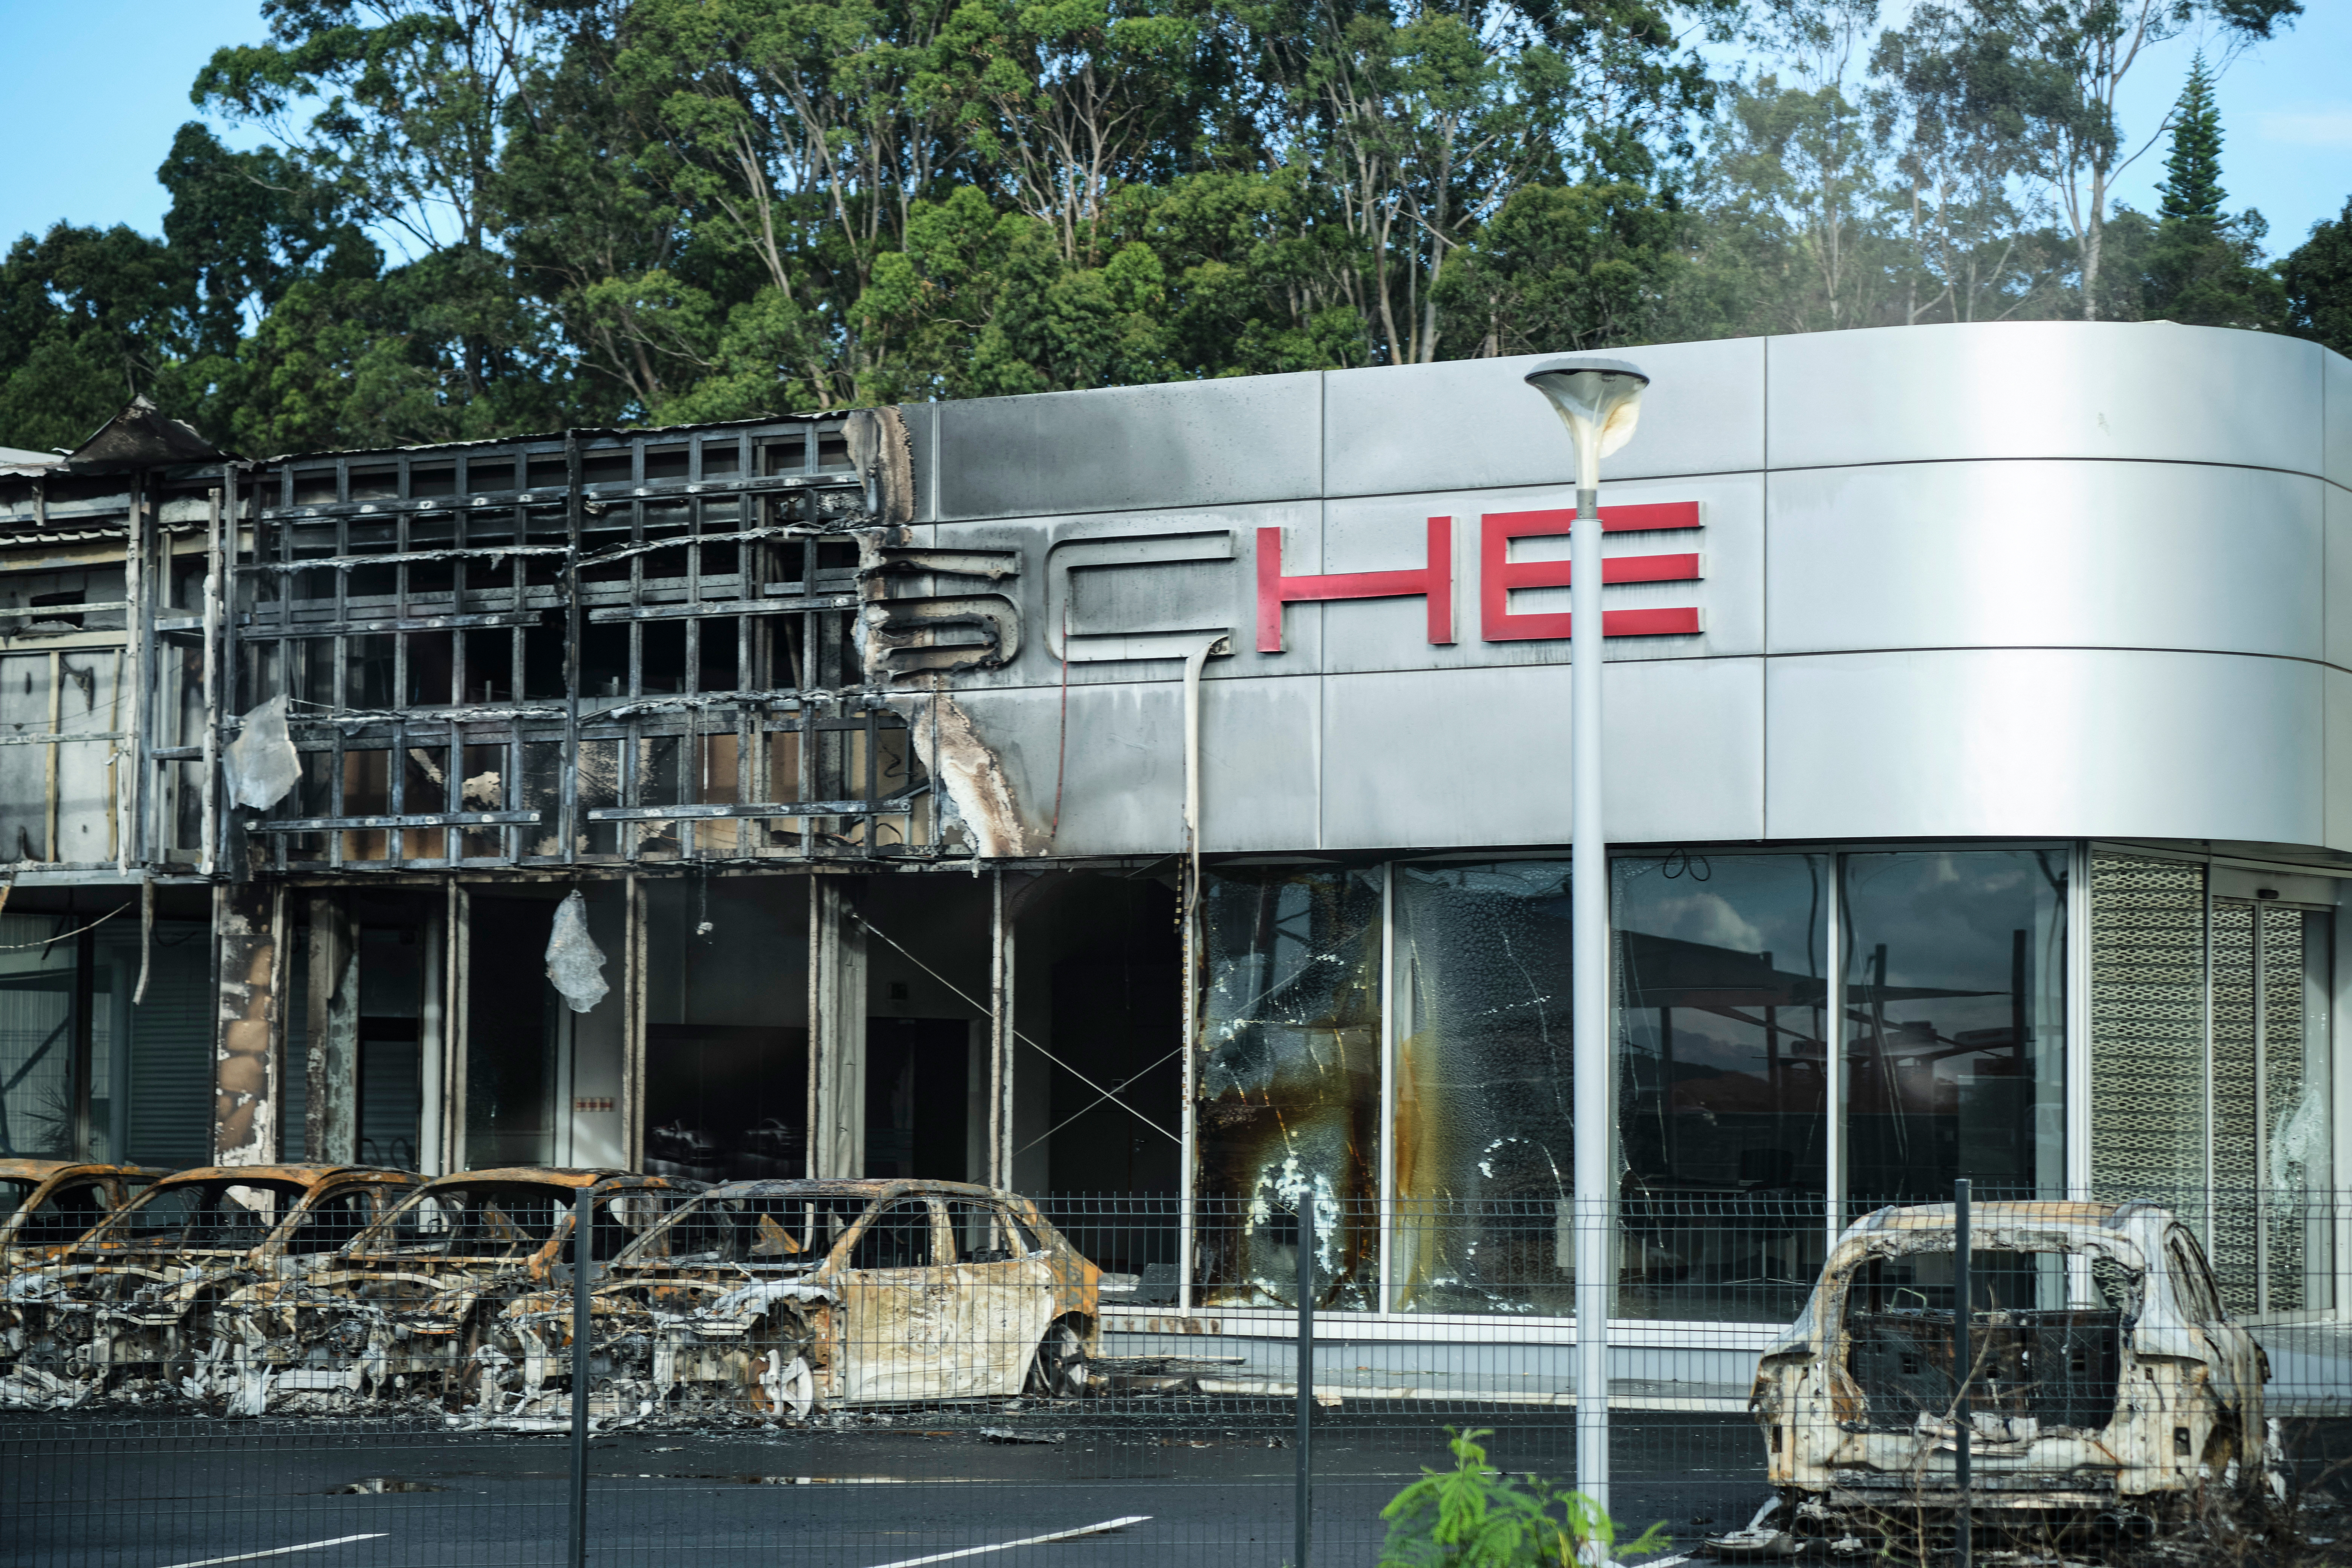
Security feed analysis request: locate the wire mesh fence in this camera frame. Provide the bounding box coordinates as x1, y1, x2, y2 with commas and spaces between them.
5, 1183, 2351, 1566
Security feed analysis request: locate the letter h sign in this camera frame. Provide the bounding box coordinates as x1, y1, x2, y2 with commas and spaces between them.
1256, 519, 1451, 653
1255, 502, 1700, 653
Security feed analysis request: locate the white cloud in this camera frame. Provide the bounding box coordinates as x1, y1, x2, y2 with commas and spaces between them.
2256, 107, 2352, 147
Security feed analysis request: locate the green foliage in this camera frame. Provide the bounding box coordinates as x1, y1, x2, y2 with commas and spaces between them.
2283, 199, 2352, 355
2129, 58, 2287, 331
2158, 52, 2225, 231
1377, 1428, 1669, 1568
0, 0, 2329, 456
1436, 183, 1682, 356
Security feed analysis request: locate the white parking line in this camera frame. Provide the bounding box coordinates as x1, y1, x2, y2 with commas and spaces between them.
866, 1516, 1152, 1568
158, 1533, 389, 1568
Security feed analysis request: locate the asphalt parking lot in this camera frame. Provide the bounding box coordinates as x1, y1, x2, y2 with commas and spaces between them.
1, 1407, 1761, 1568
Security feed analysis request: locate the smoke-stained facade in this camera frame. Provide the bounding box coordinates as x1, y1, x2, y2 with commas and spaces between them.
1, 321, 2349, 1351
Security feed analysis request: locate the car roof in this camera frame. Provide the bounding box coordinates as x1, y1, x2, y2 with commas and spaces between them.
0, 1159, 163, 1181
685, 1178, 1026, 1203
144, 1164, 414, 1190
408, 1167, 694, 1192
1850, 1200, 2173, 1232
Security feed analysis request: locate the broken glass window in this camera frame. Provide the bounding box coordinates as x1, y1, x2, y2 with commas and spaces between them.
1390, 861, 1574, 1315
1194, 865, 1381, 1309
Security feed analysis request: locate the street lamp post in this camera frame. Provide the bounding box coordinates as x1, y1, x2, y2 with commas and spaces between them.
1523, 357, 1649, 1518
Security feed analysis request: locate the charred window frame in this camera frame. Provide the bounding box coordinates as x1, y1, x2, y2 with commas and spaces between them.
0, 470, 202, 873
222, 420, 934, 872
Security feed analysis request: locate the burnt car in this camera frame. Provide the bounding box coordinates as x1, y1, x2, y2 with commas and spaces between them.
0, 1159, 161, 1271
487, 1180, 1101, 1423
1742, 1201, 2274, 1549
2, 1163, 417, 1408
243, 1168, 700, 1414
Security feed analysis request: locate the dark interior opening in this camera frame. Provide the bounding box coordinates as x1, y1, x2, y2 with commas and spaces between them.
645, 1023, 808, 1181
864, 1017, 969, 1180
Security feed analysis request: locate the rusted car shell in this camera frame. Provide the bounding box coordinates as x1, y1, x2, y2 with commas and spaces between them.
242, 1168, 702, 1412
2, 1164, 418, 1406
1749, 1201, 2273, 1530
0, 1159, 162, 1271
513, 1179, 1101, 1421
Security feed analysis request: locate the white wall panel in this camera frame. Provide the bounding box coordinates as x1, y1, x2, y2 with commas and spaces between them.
1768, 459, 2324, 659
1767, 322, 2325, 476
1320, 336, 1764, 497
1316, 658, 1764, 851
1764, 648, 2322, 843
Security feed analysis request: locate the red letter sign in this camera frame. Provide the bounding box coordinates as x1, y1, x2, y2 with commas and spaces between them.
1479, 501, 1701, 641
1257, 518, 1453, 653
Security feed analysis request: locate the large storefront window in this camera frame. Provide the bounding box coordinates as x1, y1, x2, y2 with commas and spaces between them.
1184, 844, 2105, 1323
1840, 851, 2067, 1205
1390, 862, 1576, 1314
1615, 854, 1830, 1323
1193, 866, 1382, 1308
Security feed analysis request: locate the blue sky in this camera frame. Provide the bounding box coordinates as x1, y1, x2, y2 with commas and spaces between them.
0, 0, 2346, 259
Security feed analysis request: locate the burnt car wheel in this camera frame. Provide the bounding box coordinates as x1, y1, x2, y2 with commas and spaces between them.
1025, 1319, 1088, 1398
758, 1349, 815, 1421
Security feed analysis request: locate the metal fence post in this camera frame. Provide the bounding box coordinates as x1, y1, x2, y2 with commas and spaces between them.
1954, 1178, 1972, 1568
570, 1186, 593, 1568
1295, 1197, 1314, 1568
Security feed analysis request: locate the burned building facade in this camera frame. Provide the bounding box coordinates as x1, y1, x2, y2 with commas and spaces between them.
2, 320, 2348, 1369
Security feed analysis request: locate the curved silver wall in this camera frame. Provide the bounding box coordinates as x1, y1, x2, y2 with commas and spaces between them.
898, 321, 2352, 859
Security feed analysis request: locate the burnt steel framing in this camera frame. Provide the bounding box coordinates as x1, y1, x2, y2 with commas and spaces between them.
215, 414, 937, 874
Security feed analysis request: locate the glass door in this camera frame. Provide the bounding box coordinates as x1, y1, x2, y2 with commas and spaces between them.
2210, 899, 2334, 1317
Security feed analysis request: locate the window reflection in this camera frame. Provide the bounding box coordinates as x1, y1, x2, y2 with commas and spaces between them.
1615, 854, 1830, 1323
1840, 851, 2067, 1206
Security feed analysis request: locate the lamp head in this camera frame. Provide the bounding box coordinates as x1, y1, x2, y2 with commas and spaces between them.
1524, 357, 1648, 493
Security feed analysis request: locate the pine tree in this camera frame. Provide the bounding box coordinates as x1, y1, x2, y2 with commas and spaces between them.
2137, 52, 2283, 330
2159, 54, 2227, 231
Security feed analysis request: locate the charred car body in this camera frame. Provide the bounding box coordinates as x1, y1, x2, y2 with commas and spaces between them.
3, 1164, 416, 1407
241, 1168, 700, 1413
485, 1180, 1101, 1423
1744, 1202, 2274, 1546
0, 1160, 160, 1271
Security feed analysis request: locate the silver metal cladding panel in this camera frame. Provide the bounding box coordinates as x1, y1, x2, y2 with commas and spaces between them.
2329, 483, 2352, 672
2329, 666, 2352, 854
954, 675, 1323, 857
1766, 321, 2327, 475
1766, 459, 2325, 659
930, 374, 1323, 521
900, 323, 2350, 859
1321, 336, 1765, 497
2327, 344, 2352, 493
1763, 647, 2323, 844
1316, 660, 1764, 850
1312, 472, 1762, 672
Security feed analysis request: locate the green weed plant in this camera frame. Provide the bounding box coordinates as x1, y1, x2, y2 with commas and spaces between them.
1377, 1428, 1671, 1568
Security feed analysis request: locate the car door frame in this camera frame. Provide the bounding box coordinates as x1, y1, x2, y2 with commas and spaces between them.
829, 1194, 961, 1403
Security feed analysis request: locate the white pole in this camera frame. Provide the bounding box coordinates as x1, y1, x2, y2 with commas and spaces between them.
1571, 476, 1610, 1514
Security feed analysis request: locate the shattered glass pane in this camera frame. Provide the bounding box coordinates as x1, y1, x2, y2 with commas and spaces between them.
1194, 865, 1381, 1309
1391, 862, 1574, 1315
